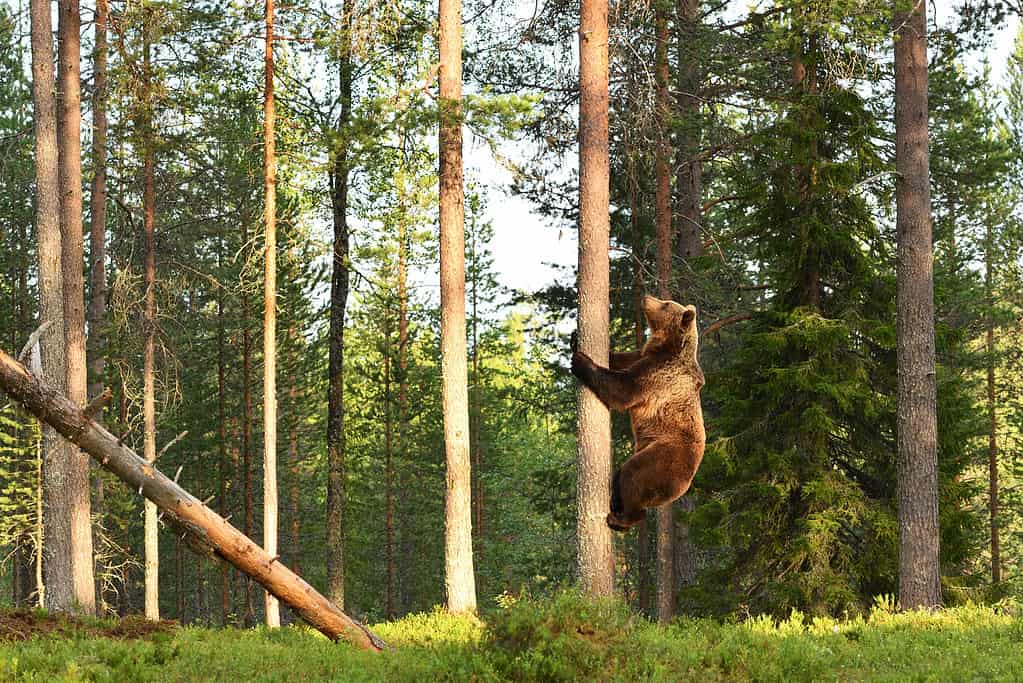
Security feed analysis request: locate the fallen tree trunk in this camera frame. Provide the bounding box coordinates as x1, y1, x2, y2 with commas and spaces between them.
0, 347, 385, 651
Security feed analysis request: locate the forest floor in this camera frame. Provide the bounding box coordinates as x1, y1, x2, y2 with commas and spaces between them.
1, 592, 1021, 681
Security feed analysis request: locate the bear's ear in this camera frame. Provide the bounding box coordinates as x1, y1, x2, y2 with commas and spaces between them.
682, 308, 696, 327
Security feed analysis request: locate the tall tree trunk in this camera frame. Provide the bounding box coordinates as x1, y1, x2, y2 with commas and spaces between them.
195, 459, 205, 623
175, 537, 184, 620
894, 0, 941, 610
439, 0, 477, 614
653, 3, 674, 623
88, 0, 109, 617
33, 0, 70, 613
673, 0, 702, 606
470, 225, 483, 543
287, 351, 301, 579
242, 219, 254, 625
985, 221, 1000, 584
576, 0, 614, 597
56, 0, 96, 614
397, 217, 411, 613
216, 261, 230, 625
628, 144, 651, 615
262, 0, 280, 628
793, 33, 821, 310
14, 213, 35, 608
383, 317, 395, 618
326, 0, 354, 610
141, 27, 159, 621
675, 0, 701, 262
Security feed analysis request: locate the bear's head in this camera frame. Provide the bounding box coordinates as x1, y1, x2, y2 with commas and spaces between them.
642, 295, 698, 360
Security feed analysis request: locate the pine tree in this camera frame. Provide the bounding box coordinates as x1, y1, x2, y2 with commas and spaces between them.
576, 0, 614, 599
894, 0, 941, 610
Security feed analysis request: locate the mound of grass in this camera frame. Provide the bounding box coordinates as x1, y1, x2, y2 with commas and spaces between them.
1, 592, 1021, 681
0, 608, 176, 643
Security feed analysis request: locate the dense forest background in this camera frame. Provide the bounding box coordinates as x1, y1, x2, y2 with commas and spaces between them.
2, 0, 1023, 626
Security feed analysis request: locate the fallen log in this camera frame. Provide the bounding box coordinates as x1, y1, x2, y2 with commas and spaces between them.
0, 347, 385, 651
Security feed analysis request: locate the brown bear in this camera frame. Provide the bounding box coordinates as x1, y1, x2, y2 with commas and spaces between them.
571, 295, 705, 531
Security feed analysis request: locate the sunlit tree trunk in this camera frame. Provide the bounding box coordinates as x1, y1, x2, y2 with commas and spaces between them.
55, 0, 96, 614
576, 0, 614, 597
894, 0, 941, 610
30, 0, 66, 613
262, 0, 280, 628
141, 26, 159, 621
439, 0, 477, 613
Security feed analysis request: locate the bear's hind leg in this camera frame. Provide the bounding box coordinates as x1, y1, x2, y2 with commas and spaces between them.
606, 442, 694, 532
606, 465, 647, 531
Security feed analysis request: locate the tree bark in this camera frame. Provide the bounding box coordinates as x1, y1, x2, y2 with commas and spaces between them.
576, 0, 614, 597
397, 218, 411, 613
0, 348, 386, 651
55, 0, 97, 614
628, 137, 651, 616
262, 0, 280, 628
216, 258, 230, 625
31, 0, 70, 613
654, 0, 675, 624
141, 27, 160, 621
88, 0, 110, 617
985, 221, 1000, 584
675, 0, 702, 262
470, 223, 484, 543
287, 348, 301, 579
242, 208, 254, 624
326, 0, 354, 610
894, 0, 941, 610
439, 0, 478, 614
673, 0, 702, 612
383, 317, 395, 618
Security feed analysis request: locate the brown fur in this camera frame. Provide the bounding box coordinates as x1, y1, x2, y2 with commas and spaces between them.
571, 295, 705, 531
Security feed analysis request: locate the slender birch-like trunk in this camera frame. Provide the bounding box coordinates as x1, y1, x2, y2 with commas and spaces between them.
141, 26, 159, 621
262, 0, 280, 628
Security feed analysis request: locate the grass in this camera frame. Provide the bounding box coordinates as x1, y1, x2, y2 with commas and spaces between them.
1, 592, 1022, 681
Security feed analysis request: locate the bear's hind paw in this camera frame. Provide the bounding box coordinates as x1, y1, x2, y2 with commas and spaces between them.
605, 513, 632, 532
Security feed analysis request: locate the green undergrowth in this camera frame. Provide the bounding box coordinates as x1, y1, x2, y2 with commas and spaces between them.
2, 592, 1022, 681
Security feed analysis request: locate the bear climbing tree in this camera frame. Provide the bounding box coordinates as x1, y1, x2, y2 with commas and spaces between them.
571, 295, 706, 530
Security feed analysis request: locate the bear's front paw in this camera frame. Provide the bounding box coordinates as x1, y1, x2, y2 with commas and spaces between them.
571, 350, 590, 378
570, 330, 578, 353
